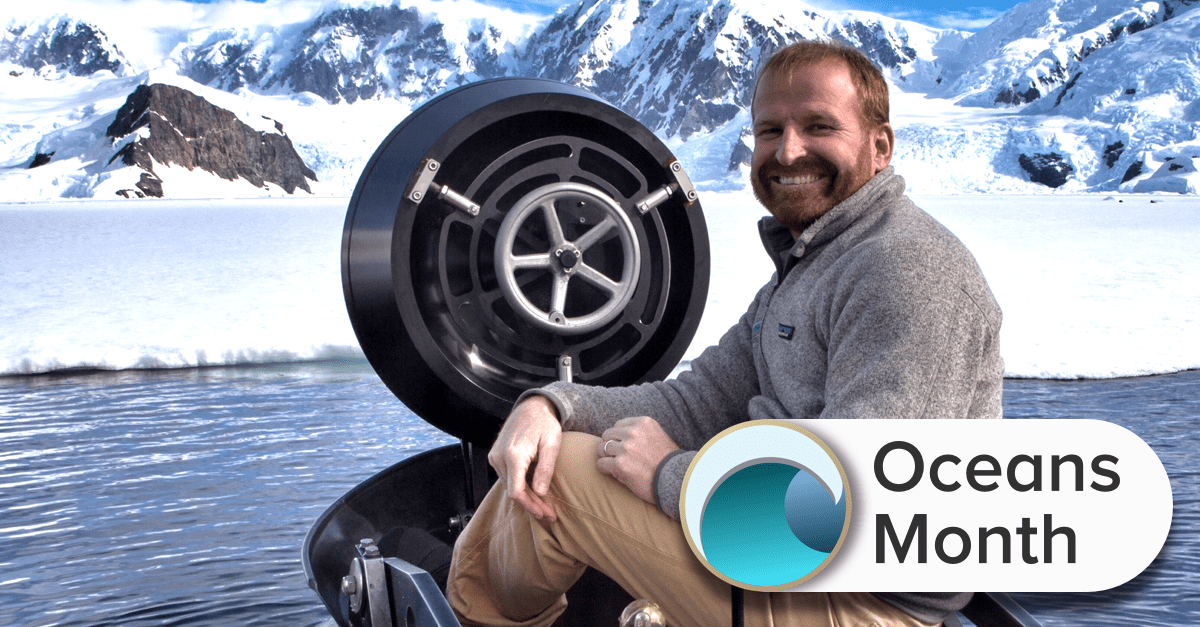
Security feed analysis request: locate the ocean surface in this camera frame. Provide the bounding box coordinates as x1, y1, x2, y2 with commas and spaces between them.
0, 362, 1196, 627
0, 360, 455, 627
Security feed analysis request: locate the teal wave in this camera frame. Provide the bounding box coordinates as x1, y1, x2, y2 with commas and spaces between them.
700, 463, 832, 587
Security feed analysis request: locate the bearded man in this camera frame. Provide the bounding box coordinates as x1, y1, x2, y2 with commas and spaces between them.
446, 41, 1003, 627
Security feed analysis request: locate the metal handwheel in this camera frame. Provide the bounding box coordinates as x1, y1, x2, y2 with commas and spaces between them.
341, 78, 710, 445
494, 181, 641, 335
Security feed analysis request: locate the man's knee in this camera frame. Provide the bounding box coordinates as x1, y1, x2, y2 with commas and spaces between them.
546, 432, 636, 515
549, 432, 603, 488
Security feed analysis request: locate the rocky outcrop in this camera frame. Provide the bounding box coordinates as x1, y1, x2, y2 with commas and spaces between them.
105, 83, 317, 197
728, 132, 753, 172
1121, 161, 1145, 183
1019, 152, 1074, 188
1104, 141, 1125, 168
29, 151, 54, 168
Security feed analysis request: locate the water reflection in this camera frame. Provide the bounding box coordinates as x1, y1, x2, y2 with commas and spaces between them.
0, 361, 453, 627
1003, 372, 1200, 626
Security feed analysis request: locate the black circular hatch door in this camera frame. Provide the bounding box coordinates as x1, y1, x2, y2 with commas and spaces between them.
342, 78, 710, 446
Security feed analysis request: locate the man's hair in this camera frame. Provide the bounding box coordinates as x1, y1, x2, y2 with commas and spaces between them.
754, 40, 890, 128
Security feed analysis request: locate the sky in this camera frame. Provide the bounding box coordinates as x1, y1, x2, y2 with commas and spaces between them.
175, 0, 1030, 32
820, 0, 1027, 30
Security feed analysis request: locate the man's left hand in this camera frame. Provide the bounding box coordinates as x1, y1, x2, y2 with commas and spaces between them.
596, 416, 680, 505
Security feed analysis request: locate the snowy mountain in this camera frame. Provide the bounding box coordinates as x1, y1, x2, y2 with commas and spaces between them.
2, 0, 1199, 199
171, 0, 950, 136
521, 0, 950, 140
1, 14, 129, 77
180, 3, 524, 104
935, 0, 1198, 107
899, 0, 1200, 193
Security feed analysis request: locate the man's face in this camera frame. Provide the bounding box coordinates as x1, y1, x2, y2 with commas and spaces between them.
750, 59, 894, 236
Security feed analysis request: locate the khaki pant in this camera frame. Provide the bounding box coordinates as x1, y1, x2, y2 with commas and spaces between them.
448, 432, 937, 627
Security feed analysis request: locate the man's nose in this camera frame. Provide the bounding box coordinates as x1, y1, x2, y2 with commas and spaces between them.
775, 126, 806, 165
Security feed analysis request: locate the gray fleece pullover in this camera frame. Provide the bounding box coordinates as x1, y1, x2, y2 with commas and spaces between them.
529, 167, 1003, 622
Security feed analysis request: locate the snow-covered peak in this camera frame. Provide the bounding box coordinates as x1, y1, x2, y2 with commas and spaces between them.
936, 0, 1199, 107
1028, 3, 1200, 121
525, 0, 953, 140
1, 14, 130, 77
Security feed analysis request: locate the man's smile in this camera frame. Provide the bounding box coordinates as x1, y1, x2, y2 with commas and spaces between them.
774, 174, 826, 186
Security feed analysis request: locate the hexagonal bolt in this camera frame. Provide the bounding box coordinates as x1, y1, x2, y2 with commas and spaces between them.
359, 538, 381, 558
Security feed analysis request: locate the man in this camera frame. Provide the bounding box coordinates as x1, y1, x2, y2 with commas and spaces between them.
447, 41, 1003, 627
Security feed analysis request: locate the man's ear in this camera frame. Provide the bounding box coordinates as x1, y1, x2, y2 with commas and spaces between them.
872, 123, 895, 172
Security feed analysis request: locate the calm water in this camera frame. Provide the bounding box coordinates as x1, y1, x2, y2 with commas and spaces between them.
0, 363, 1196, 627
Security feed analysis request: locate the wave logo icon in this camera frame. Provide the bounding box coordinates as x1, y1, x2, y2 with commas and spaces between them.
680, 420, 851, 590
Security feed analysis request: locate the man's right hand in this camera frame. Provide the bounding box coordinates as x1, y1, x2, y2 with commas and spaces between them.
487, 394, 562, 522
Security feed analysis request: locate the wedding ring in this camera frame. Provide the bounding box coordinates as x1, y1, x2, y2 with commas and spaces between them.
603, 439, 615, 456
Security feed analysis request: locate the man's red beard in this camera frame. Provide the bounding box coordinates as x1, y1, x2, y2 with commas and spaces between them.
751, 147, 876, 235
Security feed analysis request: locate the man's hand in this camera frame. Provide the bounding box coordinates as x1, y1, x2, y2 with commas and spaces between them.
596, 416, 680, 505
488, 395, 562, 522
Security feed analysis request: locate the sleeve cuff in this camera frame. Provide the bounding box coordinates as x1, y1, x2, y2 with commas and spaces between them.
652, 449, 693, 520
514, 389, 567, 423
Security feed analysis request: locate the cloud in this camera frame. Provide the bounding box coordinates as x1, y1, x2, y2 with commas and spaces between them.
470, 0, 571, 15
799, 0, 859, 12
872, 6, 1005, 32
789, 0, 1011, 33
925, 9, 1006, 31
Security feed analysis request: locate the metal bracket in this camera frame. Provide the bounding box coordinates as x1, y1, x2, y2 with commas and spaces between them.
406, 159, 480, 216
669, 159, 699, 206
406, 159, 440, 204
342, 538, 463, 627
343, 538, 392, 627
382, 556, 462, 627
